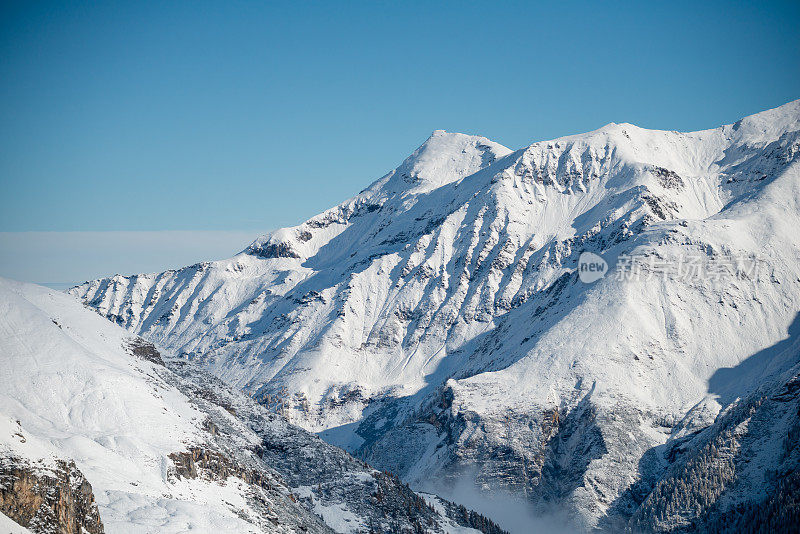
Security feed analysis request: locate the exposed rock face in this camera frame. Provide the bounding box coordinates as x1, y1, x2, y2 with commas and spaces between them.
247, 241, 302, 259
0, 457, 103, 534
165, 446, 329, 533
169, 447, 275, 489
124, 336, 165, 366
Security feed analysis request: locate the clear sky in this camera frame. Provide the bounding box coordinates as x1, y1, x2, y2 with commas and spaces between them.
0, 0, 798, 284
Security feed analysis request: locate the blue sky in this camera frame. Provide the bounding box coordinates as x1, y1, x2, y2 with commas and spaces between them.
0, 0, 798, 283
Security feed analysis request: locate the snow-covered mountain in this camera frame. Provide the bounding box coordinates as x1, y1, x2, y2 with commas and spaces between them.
0, 278, 503, 533
70, 100, 800, 531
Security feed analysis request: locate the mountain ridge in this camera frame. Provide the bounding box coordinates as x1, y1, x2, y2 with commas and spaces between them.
69, 99, 800, 531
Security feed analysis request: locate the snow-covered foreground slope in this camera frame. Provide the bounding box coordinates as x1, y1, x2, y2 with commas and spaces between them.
71, 101, 800, 530
0, 278, 327, 533
0, 278, 502, 534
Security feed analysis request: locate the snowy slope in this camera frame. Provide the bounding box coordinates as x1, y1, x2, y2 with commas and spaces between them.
71, 100, 800, 530
0, 278, 329, 533
0, 511, 33, 534
0, 279, 500, 534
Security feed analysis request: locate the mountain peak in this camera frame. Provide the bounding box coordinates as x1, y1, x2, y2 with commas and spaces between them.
385, 130, 511, 194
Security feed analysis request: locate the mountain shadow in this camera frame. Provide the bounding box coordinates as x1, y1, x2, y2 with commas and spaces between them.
708, 312, 800, 406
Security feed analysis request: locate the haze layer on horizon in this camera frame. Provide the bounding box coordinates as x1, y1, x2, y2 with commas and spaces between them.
0, 231, 259, 288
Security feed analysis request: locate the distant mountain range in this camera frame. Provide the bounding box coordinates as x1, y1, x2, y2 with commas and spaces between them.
53, 99, 800, 531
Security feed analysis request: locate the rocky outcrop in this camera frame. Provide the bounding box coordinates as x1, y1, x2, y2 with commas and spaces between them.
124, 336, 165, 366
0, 457, 103, 534
168, 446, 277, 492
246, 241, 301, 259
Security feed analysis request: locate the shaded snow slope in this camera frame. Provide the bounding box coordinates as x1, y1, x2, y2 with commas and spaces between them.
71, 100, 800, 530
626, 343, 800, 533
1, 279, 500, 534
